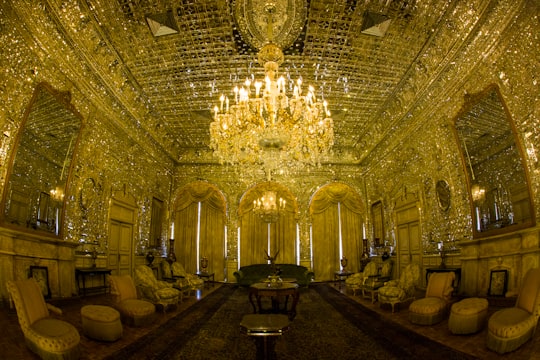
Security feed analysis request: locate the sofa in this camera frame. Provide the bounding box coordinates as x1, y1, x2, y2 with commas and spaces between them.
233, 264, 314, 287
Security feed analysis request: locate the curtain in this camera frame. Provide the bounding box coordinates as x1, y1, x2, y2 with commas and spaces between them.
310, 183, 364, 281
239, 211, 296, 266
174, 182, 226, 281
238, 182, 297, 267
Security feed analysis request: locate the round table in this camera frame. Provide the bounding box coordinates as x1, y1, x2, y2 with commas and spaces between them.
249, 282, 300, 320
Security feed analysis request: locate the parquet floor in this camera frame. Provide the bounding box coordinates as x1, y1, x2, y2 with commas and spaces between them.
1, 282, 539, 359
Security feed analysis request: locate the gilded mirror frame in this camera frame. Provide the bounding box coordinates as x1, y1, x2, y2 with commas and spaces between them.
1, 82, 83, 238
453, 84, 535, 238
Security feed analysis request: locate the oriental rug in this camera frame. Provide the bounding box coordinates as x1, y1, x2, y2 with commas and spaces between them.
105, 284, 474, 360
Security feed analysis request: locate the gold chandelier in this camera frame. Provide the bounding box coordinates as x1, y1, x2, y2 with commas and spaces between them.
253, 190, 286, 223
209, 3, 333, 171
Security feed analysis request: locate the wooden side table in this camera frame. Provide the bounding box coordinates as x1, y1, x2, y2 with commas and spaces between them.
334, 271, 354, 290
196, 272, 215, 288
75, 268, 111, 296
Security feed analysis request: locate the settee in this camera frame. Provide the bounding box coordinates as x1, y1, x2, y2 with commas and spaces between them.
233, 264, 314, 287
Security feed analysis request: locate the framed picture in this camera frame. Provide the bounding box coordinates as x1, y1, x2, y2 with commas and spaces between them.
488, 269, 508, 297
29, 266, 51, 299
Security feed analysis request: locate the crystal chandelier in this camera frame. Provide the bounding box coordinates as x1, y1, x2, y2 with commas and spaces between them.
209, 3, 333, 171
253, 190, 286, 223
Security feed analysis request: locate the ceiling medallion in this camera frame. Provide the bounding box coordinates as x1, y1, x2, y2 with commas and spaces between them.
210, 1, 333, 174
233, 0, 307, 51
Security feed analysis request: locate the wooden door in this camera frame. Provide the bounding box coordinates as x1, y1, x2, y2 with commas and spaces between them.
108, 220, 133, 275
395, 197, 421, 275
108, 199, 136, 275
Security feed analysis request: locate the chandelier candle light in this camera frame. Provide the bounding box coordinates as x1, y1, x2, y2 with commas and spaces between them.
210, 3, 333, 171
253, 190, 285, 223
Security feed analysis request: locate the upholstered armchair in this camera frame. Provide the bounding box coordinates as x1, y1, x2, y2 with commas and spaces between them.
408, 271, 455, 325
133, 265, 181, 311
378, 262, 421, 312
160, 260, 173, 281
109, 275, 157, 326
171, 261, 205, 293
362, 259, 394, 303
487, 268, 540, 354
345, 261, 378, 296
6, 278, 80, 360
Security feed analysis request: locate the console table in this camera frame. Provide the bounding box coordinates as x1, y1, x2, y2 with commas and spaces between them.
196, 271, 215, 288
249, 282, 300, 320
334, 270, 354, 290
75, 268, 111, 296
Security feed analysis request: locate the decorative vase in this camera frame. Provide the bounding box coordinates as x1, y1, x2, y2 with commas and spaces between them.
267, 275, 283, 288
200, 256, 209, 273
146, 252, 155, 265
167, 238, 176, 264
340, 257, 348, 272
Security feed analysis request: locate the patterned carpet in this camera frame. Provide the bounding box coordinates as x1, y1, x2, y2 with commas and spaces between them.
105, 284, 474, 360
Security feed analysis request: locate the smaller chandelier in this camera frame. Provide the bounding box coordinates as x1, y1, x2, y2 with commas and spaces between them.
253, 191, 286, 223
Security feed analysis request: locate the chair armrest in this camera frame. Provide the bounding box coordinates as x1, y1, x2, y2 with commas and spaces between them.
304, 270, 315, 281
47, 303, 62, 315
384, 279, 400, 287
136, 284, 159, 302
157, 280, 173, 288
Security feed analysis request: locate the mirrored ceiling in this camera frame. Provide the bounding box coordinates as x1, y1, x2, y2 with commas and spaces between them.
11, 0, 461, 165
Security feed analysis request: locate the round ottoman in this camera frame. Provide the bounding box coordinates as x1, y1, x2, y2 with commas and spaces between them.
409, 297, 448, 325
81, 305, 123, 341
448, 297, 489, 334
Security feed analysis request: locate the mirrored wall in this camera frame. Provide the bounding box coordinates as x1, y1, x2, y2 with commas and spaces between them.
454, 85, 534, 238
1, 83, 82, 237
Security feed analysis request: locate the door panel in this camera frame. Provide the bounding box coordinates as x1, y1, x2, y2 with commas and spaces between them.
396, 203, 421, 275
108, 200, 136, 276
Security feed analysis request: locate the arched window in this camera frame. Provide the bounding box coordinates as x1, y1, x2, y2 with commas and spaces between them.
310, 183, 364, 281
238, 182, 298, 267
173, 182, 227, 281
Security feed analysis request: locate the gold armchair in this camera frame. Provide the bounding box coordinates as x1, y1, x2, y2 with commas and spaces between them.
378, 262, 421, 312
408, 271, 455, 325
133, 265, 181, 311
345, 261, 378, 296
487, 268, 540, 354
362, 259, 394, 303
6, 278, 80, 360
171, 262, 205, 293
109, 275, 157, 326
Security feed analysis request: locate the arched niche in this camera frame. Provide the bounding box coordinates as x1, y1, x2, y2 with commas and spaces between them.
1, 83, 82, 238
238, 182, 298, 266
453, 85, 534, 238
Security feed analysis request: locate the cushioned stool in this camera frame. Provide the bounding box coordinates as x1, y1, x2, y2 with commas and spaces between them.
448, 298, 488, 334
81, 305, 123, 341
409, 297, 448, 325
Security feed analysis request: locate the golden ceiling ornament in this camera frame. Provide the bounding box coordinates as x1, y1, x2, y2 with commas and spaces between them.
233, 0, 307, 51
210, 1, 334, 174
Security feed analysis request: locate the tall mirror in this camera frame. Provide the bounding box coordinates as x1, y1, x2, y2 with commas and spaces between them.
1, 83, 82, 237
454, 85, 534, 238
